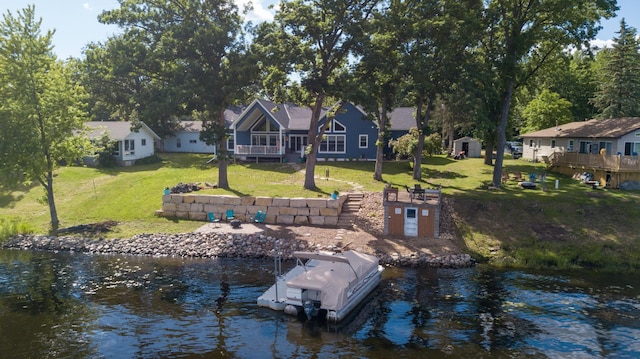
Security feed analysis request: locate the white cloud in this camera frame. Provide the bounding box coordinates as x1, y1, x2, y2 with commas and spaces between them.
590, 38, 615, 50
83, 3, 92, 11
235, 0, 275, 23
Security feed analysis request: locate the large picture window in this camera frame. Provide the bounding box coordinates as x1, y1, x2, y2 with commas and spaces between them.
251, 134, 280, 146
320, 135, 346, 153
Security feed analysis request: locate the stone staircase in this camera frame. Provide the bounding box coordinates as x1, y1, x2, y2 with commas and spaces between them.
337, 192, 363, 228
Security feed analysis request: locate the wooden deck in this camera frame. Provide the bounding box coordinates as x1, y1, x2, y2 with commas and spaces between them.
550, 153, 640, 172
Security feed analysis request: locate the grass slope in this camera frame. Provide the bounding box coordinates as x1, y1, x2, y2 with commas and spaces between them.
2, 153, 639, 271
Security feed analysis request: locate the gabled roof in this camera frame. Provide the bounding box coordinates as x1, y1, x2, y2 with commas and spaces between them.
388, 107, 416, 131
174, 106, 246, 132
230, 98, 418, 132
177, 121, 204, 132
224, 106, 246, 126
521, 118, 640, 139
454, 136, 480, 143
85, 121, 161, 141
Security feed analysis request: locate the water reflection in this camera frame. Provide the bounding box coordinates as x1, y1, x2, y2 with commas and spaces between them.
0, 249, 639, 358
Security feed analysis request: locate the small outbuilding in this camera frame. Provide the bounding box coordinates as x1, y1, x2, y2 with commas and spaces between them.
383, 186, 441, 239
453, 136, 482, 158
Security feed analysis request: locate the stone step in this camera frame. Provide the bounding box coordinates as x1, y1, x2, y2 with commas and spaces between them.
336, 192, 363, 227
342, 205, 360, 212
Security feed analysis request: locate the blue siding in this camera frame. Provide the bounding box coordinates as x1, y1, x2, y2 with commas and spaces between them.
231, 100, 410, 160
317, 103, 378, 160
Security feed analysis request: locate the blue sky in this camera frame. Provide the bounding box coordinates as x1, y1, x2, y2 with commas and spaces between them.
4, 0, 639, 59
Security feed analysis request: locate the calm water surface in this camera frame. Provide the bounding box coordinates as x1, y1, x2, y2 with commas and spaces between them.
0, 249, 639, 358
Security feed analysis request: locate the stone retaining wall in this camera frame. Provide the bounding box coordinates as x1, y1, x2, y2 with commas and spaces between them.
3, 233, 476, 268
155, 194, 347, 226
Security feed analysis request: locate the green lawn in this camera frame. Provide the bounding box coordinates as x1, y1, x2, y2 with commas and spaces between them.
2, 153, 640, 272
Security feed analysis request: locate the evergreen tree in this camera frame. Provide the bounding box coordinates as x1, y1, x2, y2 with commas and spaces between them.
592, 19, 640, 118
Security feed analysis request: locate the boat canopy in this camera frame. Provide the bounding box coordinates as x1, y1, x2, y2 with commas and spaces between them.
287, 251, 379, 311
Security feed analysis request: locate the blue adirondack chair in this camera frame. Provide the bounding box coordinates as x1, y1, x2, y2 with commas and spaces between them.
208, 212, 221, 227
253, 211, 266, 223
225, 209, 235, 222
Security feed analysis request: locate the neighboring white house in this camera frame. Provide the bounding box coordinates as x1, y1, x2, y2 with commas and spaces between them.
162, 121, 216, 153
520, 117, 640, 162
85, 121, 160, 166
453, 136, 482, 158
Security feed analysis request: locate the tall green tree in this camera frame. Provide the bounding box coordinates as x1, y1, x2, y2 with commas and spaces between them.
399, 0, 482, 180
512, 49, 596, 135
0, 6, 88, 231
253, 0, 379, 190
521, 89, 573, 133
592, 19, 640, 119
81, 34, 185, 139
352, 0, 404, 182
477, 0, 616, 188
99, 0, 254, 189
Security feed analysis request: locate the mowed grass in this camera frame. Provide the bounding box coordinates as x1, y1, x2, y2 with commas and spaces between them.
2, 152, 640, 272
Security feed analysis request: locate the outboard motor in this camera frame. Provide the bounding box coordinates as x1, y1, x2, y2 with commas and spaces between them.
303, 300, 317, 319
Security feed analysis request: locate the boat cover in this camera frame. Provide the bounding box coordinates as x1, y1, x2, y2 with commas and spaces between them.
287, 250, 379, 311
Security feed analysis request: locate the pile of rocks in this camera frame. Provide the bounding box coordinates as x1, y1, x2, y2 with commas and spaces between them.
170, 182, 202, 193
3, 232, 475, 268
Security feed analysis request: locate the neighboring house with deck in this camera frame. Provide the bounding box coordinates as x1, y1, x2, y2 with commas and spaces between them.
85, 121, 160, 166
229, 99, 414, 162
520, 117, 640, 188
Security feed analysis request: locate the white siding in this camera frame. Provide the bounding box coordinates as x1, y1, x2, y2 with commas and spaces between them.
164, 132, 216, 153
122, 131, 155, 160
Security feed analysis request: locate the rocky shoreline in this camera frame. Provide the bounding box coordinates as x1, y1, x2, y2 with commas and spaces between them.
3, 231, 475, 268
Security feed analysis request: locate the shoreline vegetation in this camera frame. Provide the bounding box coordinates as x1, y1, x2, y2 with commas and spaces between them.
2, 153, 640, 273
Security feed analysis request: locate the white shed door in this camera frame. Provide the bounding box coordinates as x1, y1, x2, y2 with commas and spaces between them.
404, 207, 418, 237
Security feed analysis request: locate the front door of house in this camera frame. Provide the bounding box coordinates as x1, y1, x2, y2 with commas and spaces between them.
404, 207, 418, 237
290, 135, 308, 156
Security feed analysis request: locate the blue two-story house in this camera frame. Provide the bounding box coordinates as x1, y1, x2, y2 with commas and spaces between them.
229, 99, 414, 162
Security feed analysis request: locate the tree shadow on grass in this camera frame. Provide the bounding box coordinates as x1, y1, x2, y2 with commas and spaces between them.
0, 181, 39, 209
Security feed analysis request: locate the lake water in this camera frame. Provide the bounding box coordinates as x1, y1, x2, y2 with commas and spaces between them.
1, 249, 639, 358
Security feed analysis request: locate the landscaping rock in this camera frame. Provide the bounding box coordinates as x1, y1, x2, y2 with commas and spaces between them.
2, 232, 475, 268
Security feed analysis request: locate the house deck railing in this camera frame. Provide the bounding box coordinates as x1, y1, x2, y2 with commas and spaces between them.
550, 152, 640, 172
235, 145, 285, 156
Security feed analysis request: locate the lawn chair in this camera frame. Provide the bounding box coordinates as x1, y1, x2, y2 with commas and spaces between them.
501, 173, 509, 184
413, 184, 424, 199
208, 212, 221, 227
225, 209, 235, 222
253, 210, 266, 223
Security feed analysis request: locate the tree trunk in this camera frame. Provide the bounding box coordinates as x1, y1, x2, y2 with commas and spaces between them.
216, 109, 229, 189
492, 79, 515, 188
413, 96, 433, 180
45, 171, 59, 232
448, 117, 454, 155
373, 102, 389, 182
303, 95, 326, 190
484, 137, 494, 165
218, 156, 229, 189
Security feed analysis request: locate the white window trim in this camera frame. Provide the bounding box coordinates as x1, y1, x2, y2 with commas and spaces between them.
319, 119, 347, 133
359, 134, 368, 148
319, 134, 346, 154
